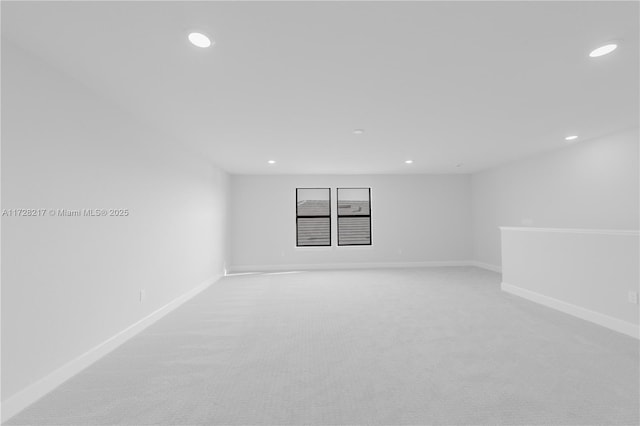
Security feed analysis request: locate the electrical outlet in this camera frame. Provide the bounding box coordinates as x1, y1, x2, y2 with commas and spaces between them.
628, 291, 638, 304
140, 289, 146, 303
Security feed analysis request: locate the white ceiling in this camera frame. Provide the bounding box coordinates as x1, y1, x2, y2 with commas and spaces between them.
3, 1, 638, 174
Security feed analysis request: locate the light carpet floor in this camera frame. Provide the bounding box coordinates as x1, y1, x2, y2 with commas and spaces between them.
7, 267, 639, 425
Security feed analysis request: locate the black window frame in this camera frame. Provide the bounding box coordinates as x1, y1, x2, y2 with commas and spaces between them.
296, 187, 332, 247
337, 187, 372, 246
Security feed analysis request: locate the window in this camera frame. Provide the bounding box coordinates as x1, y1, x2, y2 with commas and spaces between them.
296, 188, 331, 246
337, 188, 371, 246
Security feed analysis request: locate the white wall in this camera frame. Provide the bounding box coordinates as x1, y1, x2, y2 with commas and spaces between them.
471, 128, 640, 268
229, 174, 472, 271
501, 227, 639, 338
1, 40, 229, 402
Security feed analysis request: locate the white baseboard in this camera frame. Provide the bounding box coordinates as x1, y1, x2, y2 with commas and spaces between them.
1, 275, 222, 424
468, 261, 502, 273
227, 260, 479, 274
501, 282, 639, 339
228, 260, 505, 275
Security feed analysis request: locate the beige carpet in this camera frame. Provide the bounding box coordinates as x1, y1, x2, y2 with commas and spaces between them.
7, 267, 639, 425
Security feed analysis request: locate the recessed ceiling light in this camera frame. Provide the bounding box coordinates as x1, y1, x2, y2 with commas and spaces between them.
589, 43, 618, 58
353, 129, 364, 135
188, 32, 212, 48
565, 135, 578, 141
268, 160, 276, 164
405, 160, 413, 164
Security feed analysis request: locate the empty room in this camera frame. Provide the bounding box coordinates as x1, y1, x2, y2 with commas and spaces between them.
1, 1, 638, 425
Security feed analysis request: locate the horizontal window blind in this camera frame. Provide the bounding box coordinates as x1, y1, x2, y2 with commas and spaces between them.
338, 216, 371, 245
